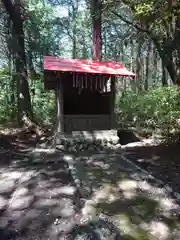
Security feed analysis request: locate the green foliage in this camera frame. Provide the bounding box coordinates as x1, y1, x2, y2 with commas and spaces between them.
0, 69, 15, 123
116, 86, 180, 138
0, 70, 56, 124
30, 79, 56, 124
134, 2, 154, 17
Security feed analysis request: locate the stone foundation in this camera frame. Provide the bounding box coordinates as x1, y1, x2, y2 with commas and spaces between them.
54, 130, 120, 152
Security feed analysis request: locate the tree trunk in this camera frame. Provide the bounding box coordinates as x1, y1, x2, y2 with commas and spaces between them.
27, 49, 37, 79
103, 29, 107, 60
151, 37, 177, 84
144, 41, 151, 91
159, 50, 176, 84
6, 16, 16, 118
136, 40, 143, 92
2, 0, 34, 124
82, 36, 88, 58
152, 45, 158, 86
72, 14, 77, 59
161, 61, 168, 86
91, 0, 102, 61
69, 1, 79, 59
130, 39, 136, 92
112, 8, 180, 85
150, 30, 180, 85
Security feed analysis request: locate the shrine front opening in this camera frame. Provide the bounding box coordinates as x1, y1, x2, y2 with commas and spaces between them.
45, 71, 115, 132
63, 72, 113, 132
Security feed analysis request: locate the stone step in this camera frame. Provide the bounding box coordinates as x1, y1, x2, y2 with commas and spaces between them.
54, 130, 120, 152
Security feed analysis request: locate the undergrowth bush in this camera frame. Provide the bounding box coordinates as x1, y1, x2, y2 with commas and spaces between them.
31, 79, 56, 124
116, 86, 180, 139
0, 69, 15, 123
0, 70, 56, 125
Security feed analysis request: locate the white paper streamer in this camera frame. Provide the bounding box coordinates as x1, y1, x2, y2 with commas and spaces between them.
73, 72, 75, 87
85, 75, 88, 88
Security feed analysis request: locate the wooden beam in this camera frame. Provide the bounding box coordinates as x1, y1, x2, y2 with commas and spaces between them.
110, 76, 116, 129
55, 79, 64, 132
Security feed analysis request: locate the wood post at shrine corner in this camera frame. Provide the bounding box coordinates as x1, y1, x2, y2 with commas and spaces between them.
55, 79, 64, 133
110, 76, 116, 129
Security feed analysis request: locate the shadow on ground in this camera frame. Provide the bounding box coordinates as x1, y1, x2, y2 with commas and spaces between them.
0, 150, 81, 239
122, 142, 180, 193
76, 151, 180, 240
0, 149, 134, 240
0, 141, 180, 239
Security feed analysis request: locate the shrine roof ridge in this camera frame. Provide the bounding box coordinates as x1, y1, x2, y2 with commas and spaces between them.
44, 56, 135, 77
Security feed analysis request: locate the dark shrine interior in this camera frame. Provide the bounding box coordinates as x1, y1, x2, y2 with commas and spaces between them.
63, 82, 110, 115
44, 71, 111, 115
63, 87, 111, 115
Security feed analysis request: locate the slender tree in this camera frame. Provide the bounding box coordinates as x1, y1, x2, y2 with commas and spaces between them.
1, 0, 33, 124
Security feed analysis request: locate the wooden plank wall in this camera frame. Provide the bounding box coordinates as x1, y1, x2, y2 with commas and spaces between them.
64, 115, 110, 132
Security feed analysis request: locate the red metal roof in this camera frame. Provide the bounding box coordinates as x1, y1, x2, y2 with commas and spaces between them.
44, 56, 135, 77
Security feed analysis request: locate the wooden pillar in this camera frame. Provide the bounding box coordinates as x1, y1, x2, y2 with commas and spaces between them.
110, 76, 116, 129
55, 79, 64, 132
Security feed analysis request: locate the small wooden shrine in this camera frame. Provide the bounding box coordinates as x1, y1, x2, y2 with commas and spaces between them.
44, 56, 135, 132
